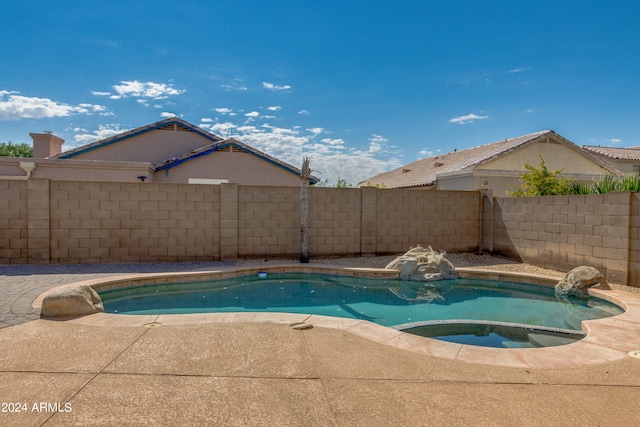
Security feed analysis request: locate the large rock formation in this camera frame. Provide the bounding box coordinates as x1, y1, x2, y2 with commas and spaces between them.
386, 246, 458, 281
555, 266, 610, 296
41, 285, 104, 318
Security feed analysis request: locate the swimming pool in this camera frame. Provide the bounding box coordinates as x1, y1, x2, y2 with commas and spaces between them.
99, 272, 622, 334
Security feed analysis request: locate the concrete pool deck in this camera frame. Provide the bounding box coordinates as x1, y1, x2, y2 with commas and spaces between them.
2, 262, 640, 425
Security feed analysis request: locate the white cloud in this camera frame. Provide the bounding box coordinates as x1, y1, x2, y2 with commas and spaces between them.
221, 79, 247, 91
298, 110, 309, 115
418, 149, 434, 158
607, 138, 622, 145
198, 115, 400, 185
78, 103, 107, 112
214, 107, 233, 114
91, 91, 111, 96
237, 125, 260, 133
263, 82, 292, 91
160, 112, 177, 118
208, 121, 237, 138
221, 84, 247, 91
321, 138, 345, 146
368, 134, 388, 153
267, 106, 282, 111
245, 111, 260, 118
307, 127, 324, 137
73, 124, 131, 144
110, 80, 185, 100
449, 113, 489, 125
0, 90, 109, 121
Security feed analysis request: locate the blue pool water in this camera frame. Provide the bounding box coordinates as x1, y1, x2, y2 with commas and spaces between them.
100, 273, 622, 331
402, 322, 586, 348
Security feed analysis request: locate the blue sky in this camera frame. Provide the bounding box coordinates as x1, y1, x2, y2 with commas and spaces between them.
1, 1, 639, 184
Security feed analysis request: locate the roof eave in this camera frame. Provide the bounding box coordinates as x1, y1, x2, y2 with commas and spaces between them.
56, 118, 222, 160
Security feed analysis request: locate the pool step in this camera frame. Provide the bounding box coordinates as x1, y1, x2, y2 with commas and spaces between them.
564, 313, 583, 330
528, 332, 583, 348
563, 303, 621, 331
587, 299, 623, 316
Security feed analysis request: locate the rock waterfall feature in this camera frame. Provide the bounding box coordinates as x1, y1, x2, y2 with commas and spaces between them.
385, 246, 458, 281
555, 266, 610, 297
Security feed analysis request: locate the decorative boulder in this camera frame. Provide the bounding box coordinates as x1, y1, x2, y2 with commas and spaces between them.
41, 285, 104, 318
386, 246, 458, 281
386, 256, 418, 278
555, 266, 610, 296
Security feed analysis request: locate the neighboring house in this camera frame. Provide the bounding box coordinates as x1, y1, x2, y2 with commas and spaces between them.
581, 146, 640, 175
358, 130, 620, 195
0, 118, 317, 186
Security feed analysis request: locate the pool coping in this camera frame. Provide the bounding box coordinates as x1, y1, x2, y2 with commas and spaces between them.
32, 264, 640, 369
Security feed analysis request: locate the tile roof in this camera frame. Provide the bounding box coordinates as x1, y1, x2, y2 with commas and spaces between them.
53, 117, 222, 160
582, 146, 640, 161
359, 130, 554, 188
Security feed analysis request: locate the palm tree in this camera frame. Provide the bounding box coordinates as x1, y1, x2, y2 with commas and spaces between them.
300, 157, 311, 263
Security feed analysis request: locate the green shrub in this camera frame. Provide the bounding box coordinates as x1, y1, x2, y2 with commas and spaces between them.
508, 155, 574, 196
571, 174, 640, 194
0, 142, 33, 157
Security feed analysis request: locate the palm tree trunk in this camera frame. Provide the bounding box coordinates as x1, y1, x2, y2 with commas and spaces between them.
300, 157, 310, 263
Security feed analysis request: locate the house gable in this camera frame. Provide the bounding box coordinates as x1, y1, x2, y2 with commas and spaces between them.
358, 130, 551, 188
152, 139, 318, 185
35, 118, 315, 185
478, 133, 616, 176
359, 130, 619, 190
56, 118, 222, 163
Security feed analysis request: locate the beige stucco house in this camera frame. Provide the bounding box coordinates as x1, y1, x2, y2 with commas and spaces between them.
359, 130, 620, 195
0, 118, 317, 186
581, 145, 640, 175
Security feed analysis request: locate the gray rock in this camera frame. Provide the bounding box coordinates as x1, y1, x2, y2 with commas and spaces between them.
555, 266, 610, 296
41, 285, 104, 318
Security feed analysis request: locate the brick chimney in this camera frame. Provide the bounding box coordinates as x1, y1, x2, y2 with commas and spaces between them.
30, 132, 64, 158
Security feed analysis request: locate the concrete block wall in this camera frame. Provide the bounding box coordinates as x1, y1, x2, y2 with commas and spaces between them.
27, 179, 51, 263
3, 176, 639, 287
491, 193, 634, 286
48, 181, 221, 263
480, 191, 494, 253
376, 189, 481, 254
1, 179, 485, 264
234, 187, 480, 258
237, 185, 300, 258
605, 192, 632, 285
629, 193, 640, 287
308, 187, 362, 257
0, 180, 28, 263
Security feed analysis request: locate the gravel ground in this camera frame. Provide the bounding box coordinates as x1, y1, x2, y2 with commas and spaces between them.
236, 253, 640, 294
236, 253, 564, 276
